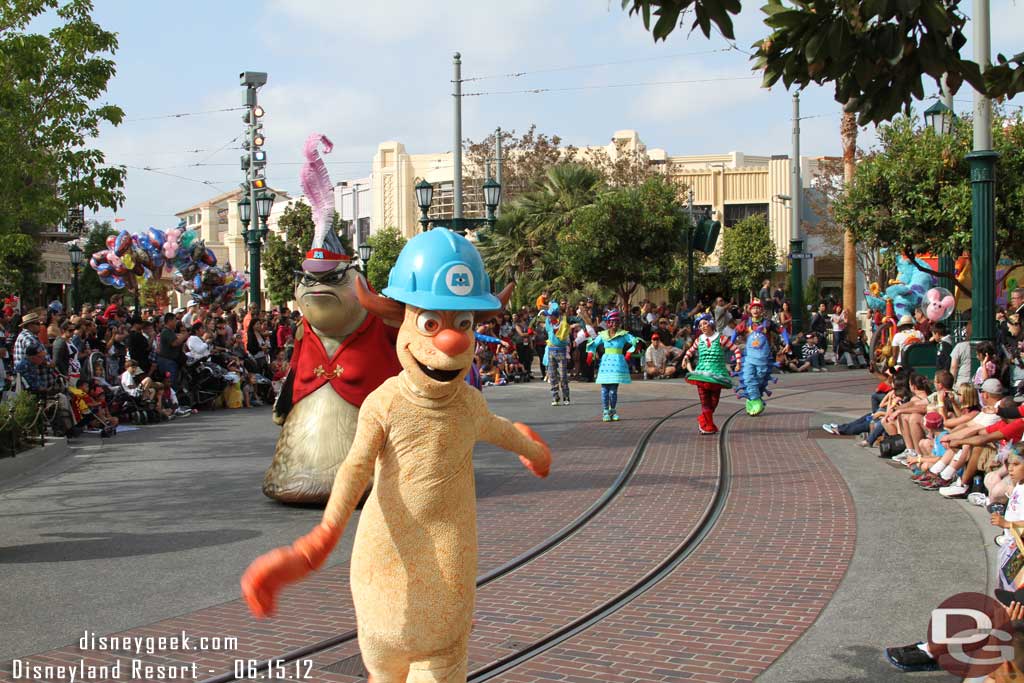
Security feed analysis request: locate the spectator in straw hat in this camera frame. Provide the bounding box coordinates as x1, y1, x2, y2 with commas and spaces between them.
891, 314, 924, 363
14, 309, 47, 366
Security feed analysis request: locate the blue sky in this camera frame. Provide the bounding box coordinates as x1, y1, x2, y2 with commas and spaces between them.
83, 0, 1024, 229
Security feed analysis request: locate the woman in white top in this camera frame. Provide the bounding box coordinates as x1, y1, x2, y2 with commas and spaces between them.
185, 323, 211, 362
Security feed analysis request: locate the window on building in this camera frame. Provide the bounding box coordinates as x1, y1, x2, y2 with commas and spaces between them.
358, 218, 370, 245
723, 203, 768, 227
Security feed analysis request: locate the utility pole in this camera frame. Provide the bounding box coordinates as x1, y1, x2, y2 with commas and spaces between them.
687, 189, 695, 309
352, 182, 360, 249
789, 92, 805, 333
494, 127, 503, 218
967, 0, 997, 342
452, 52, 463, 219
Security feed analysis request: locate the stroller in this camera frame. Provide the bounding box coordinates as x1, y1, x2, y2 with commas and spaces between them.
67, 385, 116, 438
180, 355, 231, 410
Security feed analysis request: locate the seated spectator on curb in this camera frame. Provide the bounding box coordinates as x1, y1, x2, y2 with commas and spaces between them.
916, 379, 1005, 495
644, 334, 681, 379
185, 323, 211, 362
120, 359, 158, 402
799, 333, 826, 372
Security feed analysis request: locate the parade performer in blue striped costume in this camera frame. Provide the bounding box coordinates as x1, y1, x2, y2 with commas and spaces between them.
586, 309, 639, 422
542, 302, 571, 406
736, 297, 789, 416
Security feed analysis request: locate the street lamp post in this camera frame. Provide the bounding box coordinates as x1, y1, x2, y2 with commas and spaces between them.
243, 192, 275, 311
358, 243, 373, 273
67, 242, 83, 313
923, 101, 960, 295
416, 177, 501, 235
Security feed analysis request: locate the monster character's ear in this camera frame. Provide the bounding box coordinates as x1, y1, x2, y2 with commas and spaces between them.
475, 282, 514, 323
355, 277, 405, 325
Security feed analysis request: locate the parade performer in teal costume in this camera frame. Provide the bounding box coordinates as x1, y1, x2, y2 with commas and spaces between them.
586, 309, 639, 422
542, 302, 571, 406
736, 298, 789, 416
683, 313, 741, 434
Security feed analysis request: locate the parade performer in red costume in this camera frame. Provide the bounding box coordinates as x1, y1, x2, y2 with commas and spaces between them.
683, 313, 741, 434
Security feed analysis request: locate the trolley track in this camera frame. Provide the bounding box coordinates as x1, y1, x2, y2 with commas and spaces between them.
199, 400, 705, 683
461, 379, 862, 680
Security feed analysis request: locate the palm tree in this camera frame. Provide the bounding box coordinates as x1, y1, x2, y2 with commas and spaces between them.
480, 163, 604, 292
517, 163, 604, 247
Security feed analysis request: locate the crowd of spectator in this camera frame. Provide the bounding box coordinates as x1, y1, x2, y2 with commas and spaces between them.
812, 288, 1024, 676
0, 295, 298, 440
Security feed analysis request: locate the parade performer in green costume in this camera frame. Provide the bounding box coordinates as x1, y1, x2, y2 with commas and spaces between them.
683, 313, 741, 434
586, 309, 639, 422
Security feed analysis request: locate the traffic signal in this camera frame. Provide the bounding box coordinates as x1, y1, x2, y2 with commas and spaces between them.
692, 211, 721, 255
241, 78, 268, 194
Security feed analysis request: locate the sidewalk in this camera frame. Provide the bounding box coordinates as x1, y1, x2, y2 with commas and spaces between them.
759, 424, 991, 682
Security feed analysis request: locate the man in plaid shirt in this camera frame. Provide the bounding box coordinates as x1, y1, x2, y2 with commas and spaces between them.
14, 310, 47, 366
14, 343, 58, 393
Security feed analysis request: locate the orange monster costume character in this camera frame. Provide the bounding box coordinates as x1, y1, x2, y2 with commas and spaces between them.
242, 229, 552, 681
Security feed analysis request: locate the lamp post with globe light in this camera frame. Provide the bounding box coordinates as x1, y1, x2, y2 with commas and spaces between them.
415, 177, 501, 236
358, 243, 373, 274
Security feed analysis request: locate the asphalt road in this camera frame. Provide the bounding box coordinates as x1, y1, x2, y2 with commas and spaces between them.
0, 379, 562, 661
0, 371, 993, 683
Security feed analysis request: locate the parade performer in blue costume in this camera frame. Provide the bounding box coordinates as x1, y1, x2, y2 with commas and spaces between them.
683, 313, 741, 434
736, 298, 789, 416
542, 302, 571, 406
586, 309, 639, 422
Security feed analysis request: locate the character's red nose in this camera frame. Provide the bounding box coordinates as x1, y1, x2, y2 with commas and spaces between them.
433, 329, 470, 356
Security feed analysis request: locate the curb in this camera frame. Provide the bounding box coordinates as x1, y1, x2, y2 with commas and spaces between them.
0, 437, 71, 491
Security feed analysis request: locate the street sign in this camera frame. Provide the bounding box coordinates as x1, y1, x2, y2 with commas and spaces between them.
789, 252, 814, 260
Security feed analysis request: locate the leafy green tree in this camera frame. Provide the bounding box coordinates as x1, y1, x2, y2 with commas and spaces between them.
834, 110, 1024, 280
76, 221, 118, 306
558, 176, 687, 306
263, 202, 353, 306
365, 227, 406, 292
0, 0, 126, 295
480, 163, 604, 297
719, 213, 779, 298
138, 278, 168, 309
622, 0, 1023, 125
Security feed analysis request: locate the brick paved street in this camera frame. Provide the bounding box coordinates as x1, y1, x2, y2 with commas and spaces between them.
0, 373, 983, 682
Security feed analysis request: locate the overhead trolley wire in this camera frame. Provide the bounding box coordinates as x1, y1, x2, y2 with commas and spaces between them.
461, 47, 735, 82
462, 74, 761, 97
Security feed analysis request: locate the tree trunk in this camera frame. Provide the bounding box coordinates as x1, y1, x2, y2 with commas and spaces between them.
841, 111, 859, 342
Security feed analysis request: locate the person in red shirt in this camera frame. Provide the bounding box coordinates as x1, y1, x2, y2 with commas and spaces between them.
946, 399, 1024, 503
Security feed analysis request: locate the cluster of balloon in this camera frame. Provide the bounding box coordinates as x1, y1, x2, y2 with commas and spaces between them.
89, 228, 249, 309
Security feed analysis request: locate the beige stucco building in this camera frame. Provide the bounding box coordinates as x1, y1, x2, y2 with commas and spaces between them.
368, 130, 839, 287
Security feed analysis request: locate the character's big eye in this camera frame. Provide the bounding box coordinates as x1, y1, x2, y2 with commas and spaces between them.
416, 311, 442, 336
453, 312, 473, 331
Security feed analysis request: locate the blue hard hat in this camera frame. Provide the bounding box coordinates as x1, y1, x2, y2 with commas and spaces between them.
382, 228, 500, 311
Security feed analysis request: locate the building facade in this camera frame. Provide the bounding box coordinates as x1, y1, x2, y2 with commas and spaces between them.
367, 130, 839, 293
